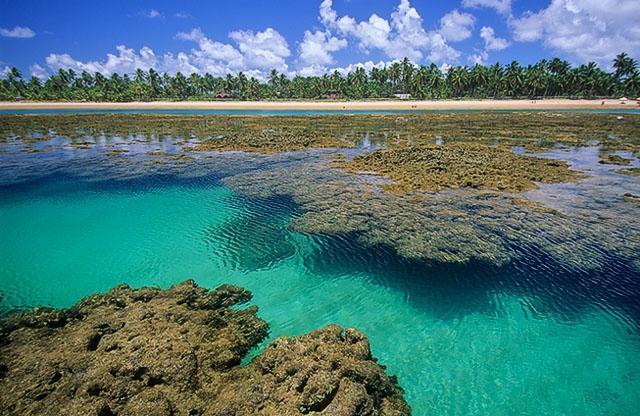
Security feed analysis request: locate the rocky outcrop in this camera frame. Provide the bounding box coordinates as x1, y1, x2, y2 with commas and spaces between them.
0, 280, 409, 416
338, 143, 584, 193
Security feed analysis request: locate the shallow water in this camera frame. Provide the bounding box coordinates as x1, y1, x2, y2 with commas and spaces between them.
1, 139, 640, 414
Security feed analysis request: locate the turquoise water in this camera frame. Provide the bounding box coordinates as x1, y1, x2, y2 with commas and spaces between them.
1, 168, 639, 414
1, 108, 640, 115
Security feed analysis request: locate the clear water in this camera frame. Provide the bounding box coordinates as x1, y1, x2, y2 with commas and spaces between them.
1, 172, 639, 415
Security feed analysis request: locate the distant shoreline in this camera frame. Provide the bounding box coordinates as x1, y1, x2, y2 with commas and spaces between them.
0, 98, 638, 111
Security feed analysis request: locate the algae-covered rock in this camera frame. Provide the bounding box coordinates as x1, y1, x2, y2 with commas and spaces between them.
617, 167, 640, 176
339, 143, 584, 193
0, 281, 409, 416
624, 193, 640, 204
598, 154, 632, 166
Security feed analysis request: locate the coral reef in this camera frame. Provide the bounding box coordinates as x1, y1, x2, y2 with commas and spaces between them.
617, 167, 640, 176
1, 112, 638, 270
0, 281, 409, 416
599, 154, 632, 166
624, 193, 640, 204
2, 112, 639, 153
223, 157, 640, 270
339, 143, 583, 193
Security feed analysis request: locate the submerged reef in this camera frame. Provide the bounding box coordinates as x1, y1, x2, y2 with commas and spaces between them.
339, 143, 583, 193
224, 155, 640, 270
0, 281, 409, 416
1, 112, 638, 271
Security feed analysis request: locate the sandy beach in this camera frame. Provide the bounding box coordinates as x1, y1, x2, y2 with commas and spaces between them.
1, 98, 638, 111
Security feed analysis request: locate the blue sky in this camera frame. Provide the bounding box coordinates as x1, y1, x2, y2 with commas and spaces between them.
1, 0, 639, 80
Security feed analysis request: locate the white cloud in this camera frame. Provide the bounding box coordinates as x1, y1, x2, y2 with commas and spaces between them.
229, 28, 290, 71
469, 50, 489, 65
45, 45, 159, 75
319, 0, 463, 64
37, 27, 291, 80
29, 64, 48, 79
439, 10, 475, 42
462, 0, 512, 15
175, 12, 192, 19
175, 28, 205, 42
467, 26, 509, 65
0, 26, 36, 38
480, 26, 509, 50
295, 64, 328, 77
427, 33, 461, 63
330, 60, 389, 77
509, 0, 640, 66
298, 30, 347, 66
143, 9, 162, 19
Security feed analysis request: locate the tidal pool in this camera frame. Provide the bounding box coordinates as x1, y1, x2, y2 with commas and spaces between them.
1, 130, 640, 415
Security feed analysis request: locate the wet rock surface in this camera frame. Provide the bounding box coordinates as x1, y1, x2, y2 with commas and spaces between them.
339, 143, 583, 193
598, 154, 632, 166
2, 112, 639, 154
0, 281, 409, 416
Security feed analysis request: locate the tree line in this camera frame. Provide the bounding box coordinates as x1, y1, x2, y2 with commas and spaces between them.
1, 53, 639, 101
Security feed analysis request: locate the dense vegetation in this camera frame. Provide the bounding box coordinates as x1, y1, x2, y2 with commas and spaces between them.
1, 54, 639, 101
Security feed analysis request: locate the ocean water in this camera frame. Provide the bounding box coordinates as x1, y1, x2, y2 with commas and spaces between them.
1, 166, 639, 415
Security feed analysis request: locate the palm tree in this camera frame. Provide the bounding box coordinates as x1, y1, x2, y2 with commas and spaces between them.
504, 61, 523, 97
8, 52, 640, 101
389, 62, 401, 92
613, 53, 637, 81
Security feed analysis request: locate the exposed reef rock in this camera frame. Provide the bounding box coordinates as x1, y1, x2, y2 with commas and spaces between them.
617, 167, 640, 176
339, 143, 583, 193
0, 281, 409, 416
598, 154, 632, 166
624, 193, 640, 204
2, 112, 640, 153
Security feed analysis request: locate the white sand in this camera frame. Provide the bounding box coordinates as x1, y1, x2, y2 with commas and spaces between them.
0, 99, 637, 111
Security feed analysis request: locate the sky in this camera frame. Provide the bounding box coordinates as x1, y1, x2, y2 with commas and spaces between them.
1, 0, 639, 80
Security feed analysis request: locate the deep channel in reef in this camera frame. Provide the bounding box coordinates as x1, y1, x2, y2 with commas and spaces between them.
1, 163, 639, 415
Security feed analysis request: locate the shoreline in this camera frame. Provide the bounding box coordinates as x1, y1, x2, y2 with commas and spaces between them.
1, 98, 639, 111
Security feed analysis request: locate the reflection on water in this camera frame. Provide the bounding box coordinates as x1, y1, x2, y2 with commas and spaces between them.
1, 135, 639, 414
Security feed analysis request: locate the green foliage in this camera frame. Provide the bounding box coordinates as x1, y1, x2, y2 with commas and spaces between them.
2, 54, 639, 101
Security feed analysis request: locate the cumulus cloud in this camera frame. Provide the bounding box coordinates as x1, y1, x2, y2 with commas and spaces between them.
509, 0, 640, 66
468, 50, 489, 65
45, 45, 159, 75
467, 26, 509, 65
298, 30, 347, 67
480, 26, 509, 50
29, 64, 48, 79
0, 26, 35, 38
319, 0, 464, 64
36, 27, 290, 80
330, 60, 390, 77
229, 28, 290, 70
462, 0, 512, 15
439, 10, 475, 42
